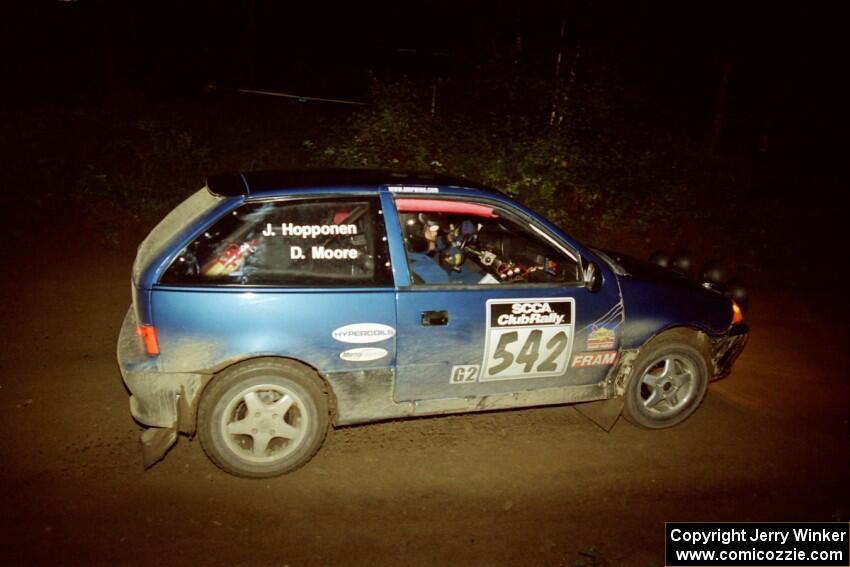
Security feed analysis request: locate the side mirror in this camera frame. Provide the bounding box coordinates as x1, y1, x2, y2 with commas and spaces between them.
584, 261, 602, 293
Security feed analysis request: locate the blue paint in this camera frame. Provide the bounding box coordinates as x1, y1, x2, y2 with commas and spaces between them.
120, 170, 746, 414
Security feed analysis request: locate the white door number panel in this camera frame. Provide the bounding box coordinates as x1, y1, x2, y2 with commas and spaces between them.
480, 297, 575, 381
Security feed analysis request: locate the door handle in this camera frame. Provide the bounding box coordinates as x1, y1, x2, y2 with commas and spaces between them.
421, 310, 449, 326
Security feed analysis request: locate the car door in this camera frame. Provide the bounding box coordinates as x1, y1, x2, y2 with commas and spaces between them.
384, 191, 623, 403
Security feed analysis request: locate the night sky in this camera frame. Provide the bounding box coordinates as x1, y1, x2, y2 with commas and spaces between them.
2, 0, 840, 167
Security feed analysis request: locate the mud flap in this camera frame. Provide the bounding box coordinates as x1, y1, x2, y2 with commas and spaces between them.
140, 426, 178, 469
575, 397, 624, 431
176, 385, 196, 435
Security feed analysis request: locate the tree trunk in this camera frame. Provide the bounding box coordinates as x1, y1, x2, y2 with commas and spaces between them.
549, 4, 568, 127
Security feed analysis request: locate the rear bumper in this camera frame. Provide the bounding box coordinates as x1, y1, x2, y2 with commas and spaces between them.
123, 369, 206, 429
117, 307, 207, 429
711, 324, 749, 379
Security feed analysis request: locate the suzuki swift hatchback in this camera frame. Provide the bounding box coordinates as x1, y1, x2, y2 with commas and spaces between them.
118, 169, 748, 478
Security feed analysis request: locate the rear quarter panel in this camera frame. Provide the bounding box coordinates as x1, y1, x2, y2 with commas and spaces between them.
149, 287, 397, 375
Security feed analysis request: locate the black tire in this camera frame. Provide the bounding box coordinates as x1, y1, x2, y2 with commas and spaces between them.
198, 358, 329, 478
622, 338, 709, 429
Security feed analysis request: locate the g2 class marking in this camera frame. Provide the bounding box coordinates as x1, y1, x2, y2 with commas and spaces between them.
480, 298, 575, 382
339, 347, 389, 362
450, 364, 480, 384
331, 323, 396, 344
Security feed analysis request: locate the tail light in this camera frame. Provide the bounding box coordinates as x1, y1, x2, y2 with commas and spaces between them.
136, 325, 160, 356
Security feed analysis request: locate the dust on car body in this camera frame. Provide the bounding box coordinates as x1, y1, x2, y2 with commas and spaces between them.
118, 169, 748, 478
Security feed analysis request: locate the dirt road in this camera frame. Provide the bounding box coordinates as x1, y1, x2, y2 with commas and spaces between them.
0, 231, 847, 566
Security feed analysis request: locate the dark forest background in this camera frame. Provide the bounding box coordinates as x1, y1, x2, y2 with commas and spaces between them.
0, 1, 843, 287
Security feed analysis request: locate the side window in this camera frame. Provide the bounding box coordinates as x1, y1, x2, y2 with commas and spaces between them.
161, 197, 392, 287
396, 197, 581, 286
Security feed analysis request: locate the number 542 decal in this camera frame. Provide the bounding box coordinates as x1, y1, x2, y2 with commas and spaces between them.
480, 297, 575, 381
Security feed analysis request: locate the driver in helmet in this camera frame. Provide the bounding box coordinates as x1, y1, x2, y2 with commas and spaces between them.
404, 214, 487, 284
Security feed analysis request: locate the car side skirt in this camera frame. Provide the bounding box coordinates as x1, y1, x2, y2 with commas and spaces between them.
325, 368, 627, 426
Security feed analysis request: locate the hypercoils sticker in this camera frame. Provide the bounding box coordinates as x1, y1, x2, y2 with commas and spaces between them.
331, 323, 396, 344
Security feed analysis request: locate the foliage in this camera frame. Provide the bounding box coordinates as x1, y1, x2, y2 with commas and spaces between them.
1, 97, 314, 242
2, 83, 777, 272
305, 79, 713, 252
72, 118, 211, 217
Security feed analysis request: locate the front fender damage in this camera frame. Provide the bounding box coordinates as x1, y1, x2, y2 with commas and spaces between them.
574, 349, 639, 431
710, 324, 749, 380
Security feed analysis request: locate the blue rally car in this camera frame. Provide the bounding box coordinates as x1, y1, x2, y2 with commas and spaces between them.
118, 169, 748, 477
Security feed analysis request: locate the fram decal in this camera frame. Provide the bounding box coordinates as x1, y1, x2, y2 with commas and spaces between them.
339, 347, 389, 362
331, 323, 396, 344
586, 323, 617, 350
570, 351, 618, 368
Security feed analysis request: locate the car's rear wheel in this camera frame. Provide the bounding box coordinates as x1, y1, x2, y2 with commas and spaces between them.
622, 339, 709, 429
198, 358, 329, 478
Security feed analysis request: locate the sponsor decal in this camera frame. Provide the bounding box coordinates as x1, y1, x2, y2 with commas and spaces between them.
586, 323, 617, 350
331, 323, 396, 344
387, 185, 440, 194
490, 301, 570, 327
339, 347, 389, 362
570, 351, 618, 368
480, 297, 575, 382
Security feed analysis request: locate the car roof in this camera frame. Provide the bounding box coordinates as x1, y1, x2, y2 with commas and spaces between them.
206, 168, 502, 198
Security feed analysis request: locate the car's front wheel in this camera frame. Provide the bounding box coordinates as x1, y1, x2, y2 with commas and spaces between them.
198, 358, 329, 478
622, 338, 709, 429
